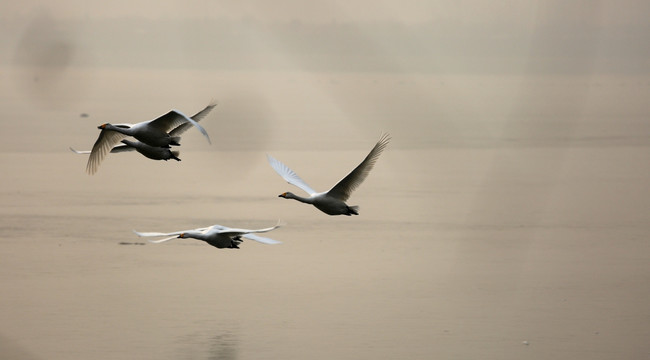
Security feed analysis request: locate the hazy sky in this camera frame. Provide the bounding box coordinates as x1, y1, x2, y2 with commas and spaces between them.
1, 0, 648, 26
5, 1, 515, 22
1, 1, 648, 74
1, 0, 649, 152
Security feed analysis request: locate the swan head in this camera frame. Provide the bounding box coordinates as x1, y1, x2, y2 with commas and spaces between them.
279, 192, 300, 199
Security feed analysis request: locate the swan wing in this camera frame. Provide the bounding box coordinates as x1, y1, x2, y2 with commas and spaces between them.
266, 154, 318, 195
169, 101, 217, 137
133, 226, 210, 238
216, 220, 282, 236
242, 233, 282, 245
133, 230, 184, 237
70, 147, 90, 154
86, 129, 129, 174
201, 224, 229, 235
148, 109, 211, 144
146, 236, 180, 243
326, 133, 390, 201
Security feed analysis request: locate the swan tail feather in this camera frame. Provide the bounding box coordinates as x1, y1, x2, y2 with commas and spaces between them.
347, 205, 359, 216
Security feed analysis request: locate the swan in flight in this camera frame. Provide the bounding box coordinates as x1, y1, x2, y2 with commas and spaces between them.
134, 221, 283, 249
267, 133, 390, 216
83, 101, 216, 174
118, 139, 181, 161
71, 140, 181, 161
71, 103, 215, 161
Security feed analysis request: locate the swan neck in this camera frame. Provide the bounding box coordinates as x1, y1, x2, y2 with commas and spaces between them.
287, 193, 313, 204
121, 139, 139, 148
181, 231, 207, 240
106, 124, 133, 135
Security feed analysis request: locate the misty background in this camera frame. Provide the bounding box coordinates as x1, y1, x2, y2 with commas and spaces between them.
2, 1, 649, 73
1, 1, 649, 359
1, 1, 649, 154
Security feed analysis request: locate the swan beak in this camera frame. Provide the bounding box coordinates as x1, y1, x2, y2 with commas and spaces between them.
278, 193, 286, 198
97, 124, 106, 129
178, 233, 185, 238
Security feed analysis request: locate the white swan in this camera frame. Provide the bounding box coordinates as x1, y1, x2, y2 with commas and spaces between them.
84, 101, 216, 174
134, 221, 282, 249
267, 133, 390, 216
70, 102, 216, 160
71, 140, 181, 161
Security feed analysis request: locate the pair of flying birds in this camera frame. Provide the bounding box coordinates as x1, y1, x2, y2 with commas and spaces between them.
71, 102, 217, 174
74, 102, 390, 249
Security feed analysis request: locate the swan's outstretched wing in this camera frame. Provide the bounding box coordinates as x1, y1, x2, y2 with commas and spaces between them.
136, 228, 208, 243
216, 220, 283, 237
133, 230, 184, 238
326, 133, 390, 202
70, 147, 90, 154
213, 221, 282, 245
242, 233, 282, 244
267, 154, 318, 195
133, 226, 210, 238
169, 101, 217, 137
148, 109, 211, 144
145, 236, 180, 243
86, 127, 130, 175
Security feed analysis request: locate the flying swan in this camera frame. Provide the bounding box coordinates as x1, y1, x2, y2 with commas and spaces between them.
134, 221, 283, 249
71, 140, 181, 161
71, 102, 216, 164
267, 133, 390, 216
83, 101, 215, 174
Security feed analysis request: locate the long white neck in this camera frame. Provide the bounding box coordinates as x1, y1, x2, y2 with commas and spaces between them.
105, 124, 135, 136
181, 231, 209, 241
285, 192, 314, 204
